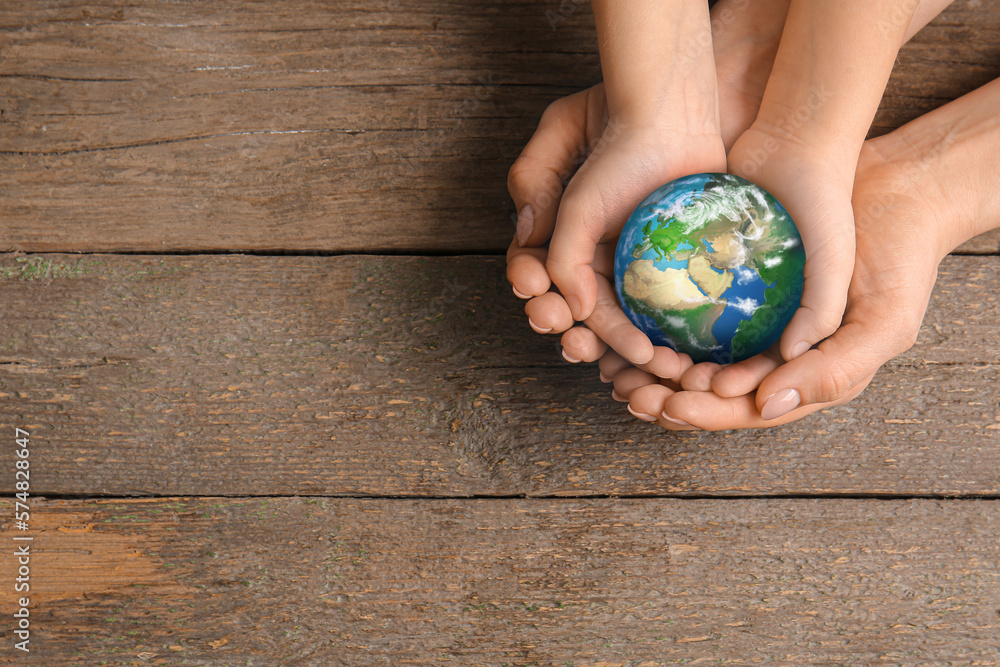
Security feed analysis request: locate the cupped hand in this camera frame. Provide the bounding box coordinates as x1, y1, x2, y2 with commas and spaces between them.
507, 0, 787, 373
729, 124, 858, 362
619, 140, 950, 430
507, 82, 724, 371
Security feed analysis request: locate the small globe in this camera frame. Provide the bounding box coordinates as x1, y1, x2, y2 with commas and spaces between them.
614, 173, 805, 364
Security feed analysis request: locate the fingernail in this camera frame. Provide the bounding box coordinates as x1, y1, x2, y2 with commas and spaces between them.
627, 405, 657, 422
790, 341, 811, 359
611, 389, 627, 402
528, 318, 551, 334
761, 388, 801, 421
561, 348, 582, 363
661, 412, 691, 427
599, 371, 612, 383
516, 204, 534, 247
565, 294, 583, 320
512, 285, 532, 299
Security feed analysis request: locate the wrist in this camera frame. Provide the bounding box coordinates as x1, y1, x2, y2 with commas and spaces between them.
752, 0, 914, 177
865, 82, 1000, 256
595, 0, 720, 135
858, 140, 954, 262
607, 86, 720, 137
743, 107, 864, 189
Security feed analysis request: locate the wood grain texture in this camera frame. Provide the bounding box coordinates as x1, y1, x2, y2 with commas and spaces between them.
2, 0, 999, 253
1, 253, 997, 498
1, 496, 998, 665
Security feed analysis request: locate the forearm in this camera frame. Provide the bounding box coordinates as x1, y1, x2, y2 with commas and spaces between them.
713, 0, 951, 151
755, 0, 917, 182
592, 0, 718, 132
873, 77, 1000, 254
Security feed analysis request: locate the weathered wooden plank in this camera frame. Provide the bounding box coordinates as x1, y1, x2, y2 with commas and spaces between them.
0, 253, 997, 497
2, 0, 998, 252
2, 496, 998, 664
956, 228, 1000, 254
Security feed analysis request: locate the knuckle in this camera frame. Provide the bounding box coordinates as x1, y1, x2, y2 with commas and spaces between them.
727, 399, 744, 426
507, 157, 531, 191
544, 254, 564, 275
890, 319, 921, 356
875, 298, 927, 358
817, 361, 857, 404
544, 255, 576, 286
541, 96, 571, 122
811, 307, 846, 340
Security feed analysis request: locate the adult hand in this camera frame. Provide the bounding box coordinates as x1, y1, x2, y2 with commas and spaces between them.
623, 76, 1000, 429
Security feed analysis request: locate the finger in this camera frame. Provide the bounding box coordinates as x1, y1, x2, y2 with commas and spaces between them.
598, 350, 631, 383
507, 91, 593, 247
524, 292, 574, 335
561, 326, 609, 363
674, 353, 695, 379
506, 242, 552, 299
638, 347, 683, 380
756, 306, 919, 421
778, 206, 855, 362
709, 343, 784, 397
661, 386, 837, 431
679, 362, 723, 391
612, 366, 658, 403
583, 273, 655, 366
627, 383, 675, 423
507, 235, 614, 297
545, 147, 651, 321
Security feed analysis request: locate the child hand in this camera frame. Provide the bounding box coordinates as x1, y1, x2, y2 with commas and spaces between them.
507, 85, 722, 374
538, 0, 727, 333
728, 124, 858, 363
508, 0, 787, 370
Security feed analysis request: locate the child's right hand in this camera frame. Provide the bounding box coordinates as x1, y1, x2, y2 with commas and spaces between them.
507, 0, 791, 375
508, 86, 727, 365
507, 81, 726, 374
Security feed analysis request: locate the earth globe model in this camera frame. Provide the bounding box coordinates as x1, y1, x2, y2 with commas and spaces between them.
614, 173, 806, 364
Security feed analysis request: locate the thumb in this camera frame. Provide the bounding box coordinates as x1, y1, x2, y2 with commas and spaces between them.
545, 147, 659, 321
755, 299, 925, 421
778, 220, 854, 362
507, 87, 605, 248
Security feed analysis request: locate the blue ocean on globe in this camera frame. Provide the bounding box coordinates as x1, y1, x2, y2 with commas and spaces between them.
614, 173, 806, 364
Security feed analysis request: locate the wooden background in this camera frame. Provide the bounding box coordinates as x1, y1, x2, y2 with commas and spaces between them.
1, 1, 1000, 664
